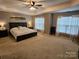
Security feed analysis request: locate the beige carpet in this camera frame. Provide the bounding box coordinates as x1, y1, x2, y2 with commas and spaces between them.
0, 33, 78, 59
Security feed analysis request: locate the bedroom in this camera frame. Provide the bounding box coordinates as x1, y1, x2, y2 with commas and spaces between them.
0, 0, 79, 59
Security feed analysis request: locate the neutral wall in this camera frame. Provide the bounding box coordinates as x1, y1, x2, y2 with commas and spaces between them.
0, 11, 10, 28
0, 11, 32, 28
51, 14, 57, 27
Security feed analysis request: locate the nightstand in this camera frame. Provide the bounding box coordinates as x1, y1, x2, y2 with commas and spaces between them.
0, 29, 8, 37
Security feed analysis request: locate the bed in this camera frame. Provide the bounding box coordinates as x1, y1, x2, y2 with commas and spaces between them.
9, 22, 37, 41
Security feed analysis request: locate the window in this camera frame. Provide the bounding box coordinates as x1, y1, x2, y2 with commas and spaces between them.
35, 17, 44, 31
57, 16, 79, 36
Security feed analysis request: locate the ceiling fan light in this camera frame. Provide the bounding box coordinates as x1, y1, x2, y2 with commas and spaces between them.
30, 7, 36, 10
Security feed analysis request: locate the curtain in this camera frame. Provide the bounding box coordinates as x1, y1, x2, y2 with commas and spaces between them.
57, 16, 79, 36
35, 17, 44, 30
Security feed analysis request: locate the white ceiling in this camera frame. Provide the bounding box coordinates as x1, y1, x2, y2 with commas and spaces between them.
0, 0, 73, 15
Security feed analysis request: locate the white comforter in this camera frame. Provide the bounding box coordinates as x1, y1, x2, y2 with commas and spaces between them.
10, 27, 37, 39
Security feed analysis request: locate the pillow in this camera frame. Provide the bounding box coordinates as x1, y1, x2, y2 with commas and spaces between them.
11, 27, 18, 31
18, 26, 23, 29
22, 27, 27, 29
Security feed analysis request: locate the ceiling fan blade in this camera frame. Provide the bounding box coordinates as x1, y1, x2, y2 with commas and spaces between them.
33, 6, 38, 9
35, 4, 42, 6
32, 1, 35, 6
23, 2, 30, 5
34, 0, 46, 3
18, 0, 26, 2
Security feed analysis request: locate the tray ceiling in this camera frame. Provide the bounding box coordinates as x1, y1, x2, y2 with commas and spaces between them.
0, 0, 78, 15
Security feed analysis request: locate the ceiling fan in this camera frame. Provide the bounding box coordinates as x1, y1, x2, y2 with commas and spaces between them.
18, 0, 44, 10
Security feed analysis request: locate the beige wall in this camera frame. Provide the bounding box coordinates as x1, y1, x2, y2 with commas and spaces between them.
0, 11, 10, 28
44, 14, 52, 34
51, 14, 57, 27
0, 11, 32, 28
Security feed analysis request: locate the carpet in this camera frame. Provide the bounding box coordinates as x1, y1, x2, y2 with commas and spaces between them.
0, 33, 78, 59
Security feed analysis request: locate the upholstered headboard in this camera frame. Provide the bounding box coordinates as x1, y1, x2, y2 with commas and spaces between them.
9, 22, 27, 29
